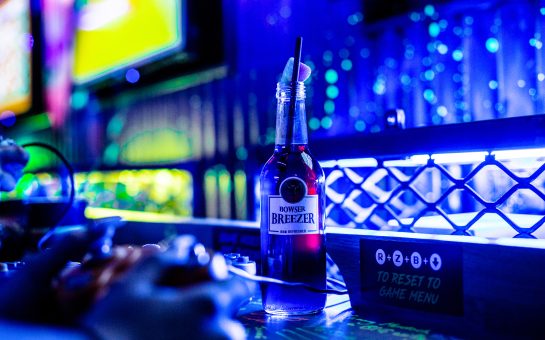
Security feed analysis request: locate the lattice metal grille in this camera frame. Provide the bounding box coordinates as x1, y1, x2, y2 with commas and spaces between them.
324, 149, 545, 239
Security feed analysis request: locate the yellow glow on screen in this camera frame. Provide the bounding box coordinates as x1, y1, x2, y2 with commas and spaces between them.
73, 0, 183, 83
0, 0, 32, 114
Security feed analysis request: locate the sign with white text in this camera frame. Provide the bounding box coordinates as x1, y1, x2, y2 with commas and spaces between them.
360, 238, 463, 315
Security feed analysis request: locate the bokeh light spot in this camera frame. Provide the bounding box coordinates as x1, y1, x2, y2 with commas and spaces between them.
326, 85, 339, 99
423, 89, 436, 102
424, 5, 435, 16
437, 106, 448, 117
437, 44, 448, 55
324, 100, 335, 114
71, 90, 89, 110
485, 38, 499, 53
126, 68, 140, 83
325, 69, 338, 83
428, 22, 440, 37
452, 49, 463, 61
341, 59, 353, 71
355, 120, 366, 131
308, 117, 320, 130
321, 116, 333, 129
488, 80, 498, 90
424, 70, 435, 81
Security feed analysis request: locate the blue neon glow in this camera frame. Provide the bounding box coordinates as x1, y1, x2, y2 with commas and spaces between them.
492, 148, 545, 160
432, 151, 488, 164
321, 158, 378, 168
322, 148, 545, 169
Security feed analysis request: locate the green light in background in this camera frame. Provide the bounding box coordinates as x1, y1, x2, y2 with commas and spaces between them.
341, 59, 353, 71
204, 168, 218, 218
324, 100, 335, 114
321, 116, 333, 129
120, 128, 192, 165
326, 85, 339, 99
18, 112, 52, 132
308, 117, 320, 130
325, 69, 338, 84
24, 148, 55, 172
218, 167, 232, 219
85, 207, 186, 223
486, 37, 499, 53
234, 170, 247, 220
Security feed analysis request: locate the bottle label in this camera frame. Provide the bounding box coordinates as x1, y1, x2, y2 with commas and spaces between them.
268, 177, 319, 235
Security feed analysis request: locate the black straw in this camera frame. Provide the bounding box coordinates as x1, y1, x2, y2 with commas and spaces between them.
285, 36, 302, 147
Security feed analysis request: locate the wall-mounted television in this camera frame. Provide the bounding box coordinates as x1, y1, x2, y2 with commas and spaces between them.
0, 0, 33, 115
73, 0, 185, 84
72, 0, 223, 92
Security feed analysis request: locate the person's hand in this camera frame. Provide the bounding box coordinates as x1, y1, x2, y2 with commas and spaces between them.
0, 230, 91, 323
83, 254, 248, 340
0, 139, 29, 191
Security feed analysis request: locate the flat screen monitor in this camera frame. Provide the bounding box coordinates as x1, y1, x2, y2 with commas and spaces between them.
73, 0, 184, 84
0, 0, 32, 115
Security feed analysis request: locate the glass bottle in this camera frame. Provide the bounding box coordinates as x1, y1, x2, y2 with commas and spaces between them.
260, 81, 326, 315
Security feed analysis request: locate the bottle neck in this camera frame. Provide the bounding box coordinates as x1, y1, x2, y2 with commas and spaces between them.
275, 82, 308, 146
